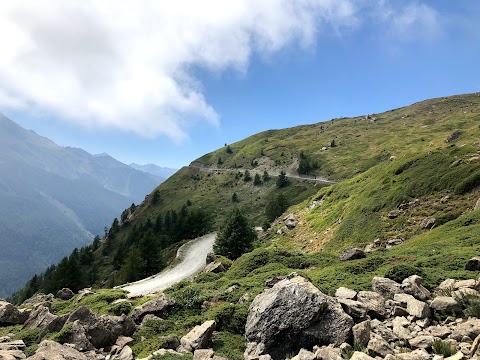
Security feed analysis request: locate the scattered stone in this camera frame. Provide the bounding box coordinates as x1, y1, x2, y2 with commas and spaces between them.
451, 318, 480, 341
372, 277, 403, 299
55, 288, 75, 300
388, 210, 402, 219
26, 340, 88, 359
314, 346, 342, 360
367, 333, 393, 357
204, 262, 226, 273
450, 159, 463, 168
337, 299, 368, 320
409, 335, 434, 349
386, 238, 404, 248
446, 130, 462, 143
335, 287, 357, 300
238, 293, 250, 304
353, 320, 371, 347
283, 214, 298, 229
244, 275, 353, 360
475, 198, 480, 210
430, 297, 462, 314
420, 217, 436, 229
349, 352, 375, 360
394, 294, 431, 319
401, 275, 431, 301
339, 247, 366, 261
0, 301, 29, 326
429, 325, 451, 339
180, 320, 216, 352
131, 294, 174, 323
357, 291, 386, 319
206, 252, 216, 264
0, 349, 26, 359
291, 348, 316, 360
392, 316, 413, 340
22, 305, 57, 330
193, 349, 215, 360
465, 257, 480, 271
20, 293, 54, 308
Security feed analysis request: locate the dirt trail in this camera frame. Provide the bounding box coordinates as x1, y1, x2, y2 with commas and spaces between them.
119, 233, 216, 295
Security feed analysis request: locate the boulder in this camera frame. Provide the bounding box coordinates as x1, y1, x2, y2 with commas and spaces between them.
206, 252, 216, 264
335, 287, 357, 300
0, 301, 29, 325
420, 218, 436, 229
357, 291, 386, 318
394, 294, 430, 319
451, 318, 480, 341
21, 294, 54, 308
193, 349, 214, 360
339, 247, 366, 261
204, 262, 226, 273
314, 346, 342, 360
180, 320, 216, 352
55, 288, 75, 300
283, 214, 298, 229
367, 334, 393, 357
353, 320, 371, 347
22, 306, 57, 330
131, 294, 174, 322
401, 275, 431, 301
0, 349, 26, 359
392, 316, 413, 340
291, 348, 316, 360
158, 335, 180, 350
386, 238, 404, 248
244, 275, 353, 360
337, 299, 368, 320
392, 349, 431, 360
70, 320, 94, 352
409, 335, 434, 349
475, 198, 480, 210
430, 296, 462, 314
388, 210, 402, 219
465, 257, 480, 271
428, 325, 452, 339
114, 345, 133, 360
372, 277, 403, 299
26, 340, 88, 359
438, 279, 456, 290
349, 352, 375, 360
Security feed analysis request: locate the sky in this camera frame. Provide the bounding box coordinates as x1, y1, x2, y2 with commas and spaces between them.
1, 1, 479, 169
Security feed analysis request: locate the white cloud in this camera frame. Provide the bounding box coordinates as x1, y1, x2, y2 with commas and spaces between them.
0, 1, 440, 140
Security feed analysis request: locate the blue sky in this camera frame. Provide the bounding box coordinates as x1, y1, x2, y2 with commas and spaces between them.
1, 1, 479, 168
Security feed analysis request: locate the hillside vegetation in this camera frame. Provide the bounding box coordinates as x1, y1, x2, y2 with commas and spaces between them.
10, 93, 480, 358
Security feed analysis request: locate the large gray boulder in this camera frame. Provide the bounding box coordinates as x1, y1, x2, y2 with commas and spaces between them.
180, 320, 216, 353
401, 275, 431, 301
26, 339, 88, 359
0, 301, 29, 325
244, 275, 353, 360
131, 294, 174, 323
357, 291, 386, 319
372, 277, 403, 299
23, 306, 57, 330
55, 288, 74, 300
340, 247, 366, 261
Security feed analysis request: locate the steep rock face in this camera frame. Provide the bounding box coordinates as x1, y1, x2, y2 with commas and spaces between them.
245, 275, 353, 360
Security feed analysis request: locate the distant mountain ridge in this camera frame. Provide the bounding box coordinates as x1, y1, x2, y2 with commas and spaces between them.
129, 163, 177, 179
0, 113, 165, 297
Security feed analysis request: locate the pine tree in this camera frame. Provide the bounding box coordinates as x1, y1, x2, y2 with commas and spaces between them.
214, 208, 257, 260
276, 171, 289, 188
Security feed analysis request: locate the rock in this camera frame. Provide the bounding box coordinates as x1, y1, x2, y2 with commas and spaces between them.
394, 349, 431, 360
420, 218, 436, 229
455, 279, 479, 290
401, 275, 431, 301
394, 294, 430, 319
131, 294, 174, 322
0, 349, 26, 359
284, 214, 298, 229
450, 159, 463, 168
21, 293, 54, 308
357, 291, 386, 318
180, 320, 216, 352
471, 334, 480, 356
244, 275, 353, 360
465, 257, 480, 271
22, 305, 57, 330
70, 320, 94, 351
337, 299, 368, 320
386, 238, 404, 248
372, 277, 403, 299
238, 293, 250, 304
139, 314, 162, 329
353, 320, 371, 347
193, 349, 214, 360
429, 325, 451, 339
392, 316, 412, 340
0, 301, 29, 325
335, 287, 357, 300
204, 262, 226, 273
367, 334, 393, 357
451, 319, 480, 341
0, 340, 25, 351
409, 335, 434, 349
291, 348, 315, 360
158, 335, 180, 350
114, 345, 133, 360
430, 297, 462, 314
349, 352, 375, 360
26, 340, 88, 359
475, 198, 480, 210
339, 247, 366, 261
314, 346, 342, 360
206, 252, 216, 264
55, 288, 74, 300
446, 130, 462, 143
438, 279, 456, 290
388, 210, 402, 219
445, 352, 465, 360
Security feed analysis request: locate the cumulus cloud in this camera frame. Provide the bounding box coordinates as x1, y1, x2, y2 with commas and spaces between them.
0, 1, 440, 140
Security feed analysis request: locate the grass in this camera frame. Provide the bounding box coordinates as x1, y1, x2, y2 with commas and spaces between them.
432, 339, 457, 357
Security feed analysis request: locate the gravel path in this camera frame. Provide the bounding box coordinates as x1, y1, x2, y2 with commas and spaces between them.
119, 233, 216, 294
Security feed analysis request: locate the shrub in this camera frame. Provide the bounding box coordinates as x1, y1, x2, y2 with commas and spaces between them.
432, 339, 456, 357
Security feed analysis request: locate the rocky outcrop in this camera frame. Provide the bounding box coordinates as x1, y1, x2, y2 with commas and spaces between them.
340, 247, 366, 261
372, 277, 403, 299
55, 288, 74, 300
244, 274, 353, 360
26, 340, 89, 359
131, 294, 174, 323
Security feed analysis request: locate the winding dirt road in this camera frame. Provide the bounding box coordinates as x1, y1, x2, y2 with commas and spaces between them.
119, 233, 216, 294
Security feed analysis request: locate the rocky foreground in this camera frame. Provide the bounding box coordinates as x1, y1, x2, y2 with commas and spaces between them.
1, 269, 480, 360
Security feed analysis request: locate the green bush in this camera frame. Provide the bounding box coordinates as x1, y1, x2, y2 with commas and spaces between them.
432, 339, 457, 357
109, 301, 133, 316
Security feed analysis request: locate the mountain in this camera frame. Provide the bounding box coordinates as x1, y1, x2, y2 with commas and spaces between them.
129, 163, 177, 179
0, 113, 164, 297
12, 93, 480, 359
